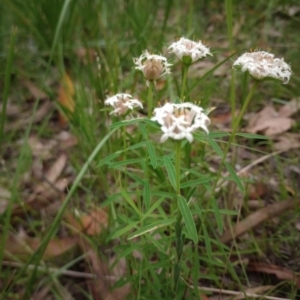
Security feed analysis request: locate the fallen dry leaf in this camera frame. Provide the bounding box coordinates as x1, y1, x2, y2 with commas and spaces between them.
5, 101, 54, 133
278, 98, 300, 117
78, 239, 130, 300
58, 72, 75, 125
220, 199, 299, 244
273, 133, 300, 151
5, 234, 76, 260
33, 153, 68, 195
0, 102, 21, 117
65, 206, 108, 236
245, 104, 296, 136
0, 186, 11, 214
247, 261, 300, 288
22, 79, 48, 100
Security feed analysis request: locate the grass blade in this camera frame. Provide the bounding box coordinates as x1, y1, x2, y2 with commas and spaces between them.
0, 27, 17, 144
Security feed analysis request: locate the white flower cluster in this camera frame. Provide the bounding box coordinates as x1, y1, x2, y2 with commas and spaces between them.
168, 37, 212, 64
151, 102, 210, 143
133, 50, 172, 86
233, 51, 292, 84
105, 93, 143, 116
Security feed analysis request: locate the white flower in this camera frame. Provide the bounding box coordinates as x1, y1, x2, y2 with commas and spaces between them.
233, 51, 292, 84
168, 37, 212, 64
133, 50, 172, 86
151, 102, 210, 143
104, 93, 143, 116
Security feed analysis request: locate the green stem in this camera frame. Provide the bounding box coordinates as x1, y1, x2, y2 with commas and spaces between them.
147, 82, 154, 118
175, 141, 181, 196
212, 80, 258, 203
226, 81, 258, 159
180, 64, 189, 100
0, 27, 17, 146
122, 125, 127, 188
174, 140, 183, 294
180, 64, 191, 171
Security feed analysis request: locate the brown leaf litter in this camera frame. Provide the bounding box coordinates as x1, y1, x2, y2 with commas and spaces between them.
220, 199, 299, 244
245, 98, 300, 137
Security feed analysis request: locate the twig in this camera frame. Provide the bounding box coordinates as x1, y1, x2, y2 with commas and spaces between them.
2, 260, 96, 279
194, 285, 290, 300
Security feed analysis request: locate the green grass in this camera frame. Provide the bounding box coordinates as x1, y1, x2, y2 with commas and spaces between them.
0, 0, 300, 299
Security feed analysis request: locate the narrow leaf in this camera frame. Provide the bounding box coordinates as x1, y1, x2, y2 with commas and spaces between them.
178, 195, 198, 244
128, 219, 176, 240
163, 155, 176, 191
139, 123, 148, 139
121, 189, 141, 216
186, 51, 237, 96
207, 136, 224, 157
109, 157, 145, 168
180, 176, 212, 189
143, 179, 151, 210
146, 141, 157, 169
236, 132, 269, 139
110, 221, 139, 240
224, 161, 245, 193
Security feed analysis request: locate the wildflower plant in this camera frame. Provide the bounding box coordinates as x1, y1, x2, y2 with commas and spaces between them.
101, 39, 292, 298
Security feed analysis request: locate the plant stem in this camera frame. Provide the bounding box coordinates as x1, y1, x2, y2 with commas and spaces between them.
180, 64, 189, 100
175, 141, 181, 196
180, 64, 191, 171
0, 27, 17, 146
212, 80, 258, 206
174, 140, 183, 295
147, 82, 154, 118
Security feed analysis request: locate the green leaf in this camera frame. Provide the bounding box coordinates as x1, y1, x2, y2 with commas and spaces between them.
109, 157, 145, 168
203, 225, 212, 260
146, 234, 166, 253
224, 161, 245, 193
143, 197, 165, 220
178, 195, 198, 244
143, 179, 151, 210
207, 136, 223, 157
110, 118, 156, 130
163, 155, 176, 191
127, 141, 147, 151
146, 141, 157, 169
139, 122, 148, 139
110, 221, 139, 240
236, 133, 269, 139
121, 189, 141, 216
97, 151, 121, 167
128, 219, 176, 240
110, 118, 144, 130
186, 187, 197, 205
180, 176, 213, 189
